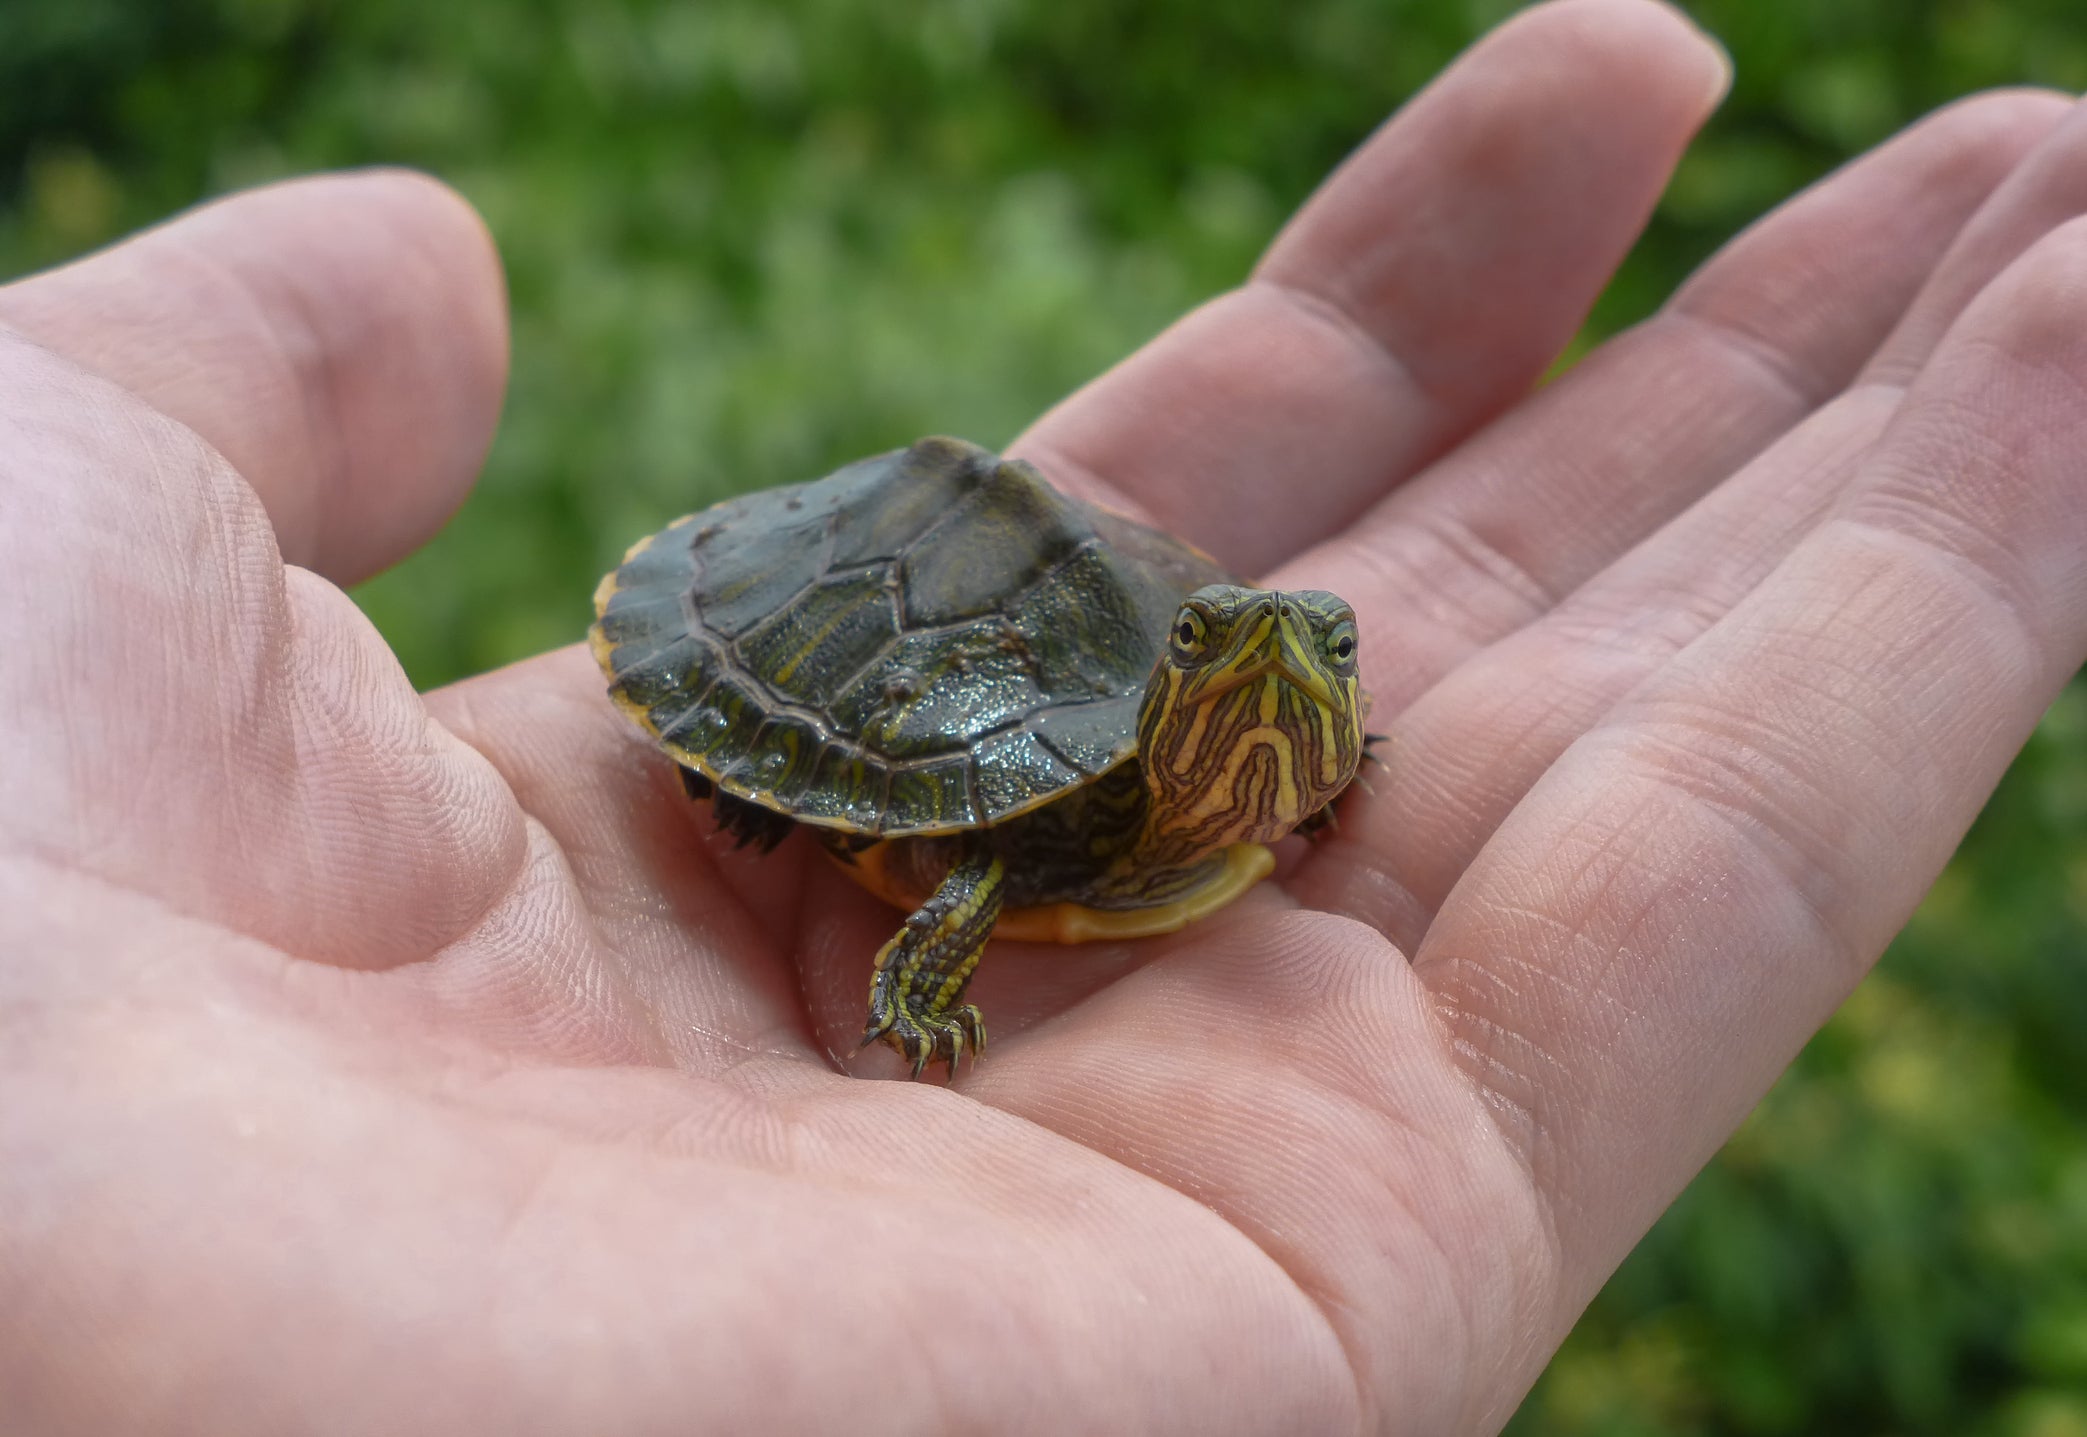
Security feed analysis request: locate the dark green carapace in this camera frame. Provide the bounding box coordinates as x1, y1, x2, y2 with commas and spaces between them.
592, 437, 1368, 1078
593, 437, 1234, 833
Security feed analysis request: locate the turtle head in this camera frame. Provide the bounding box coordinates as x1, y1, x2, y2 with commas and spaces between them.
1135, 584, 1366, 853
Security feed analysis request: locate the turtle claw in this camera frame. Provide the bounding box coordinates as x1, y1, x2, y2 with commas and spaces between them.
938, 1006, 988, 1079
865, 967, 987, 1082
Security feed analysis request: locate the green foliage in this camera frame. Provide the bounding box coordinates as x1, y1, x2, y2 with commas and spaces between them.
4, 0, 2085, 1428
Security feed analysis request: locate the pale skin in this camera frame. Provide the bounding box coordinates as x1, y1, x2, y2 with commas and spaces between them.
5, 1, 2087, 1431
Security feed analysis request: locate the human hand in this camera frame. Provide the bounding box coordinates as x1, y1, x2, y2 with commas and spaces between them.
8, 1, 2087, 1431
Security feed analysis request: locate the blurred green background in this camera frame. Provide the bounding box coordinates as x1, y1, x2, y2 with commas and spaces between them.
5, 0, 2085, 1429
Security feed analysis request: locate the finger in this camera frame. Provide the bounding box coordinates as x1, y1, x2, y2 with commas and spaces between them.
1014, 0, 1731, 572
0, 168, 507, 585
1277, 88, 2071, 711
1867, 94, 2087, 383
1301, 92, 2087, 946
1418, 217, 2087, 1316
0, 325, 527, 978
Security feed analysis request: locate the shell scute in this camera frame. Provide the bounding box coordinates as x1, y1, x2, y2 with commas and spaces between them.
690, 511, 829, 638
1008, 543, 1168, 698
884, 754, 980, 831
731, 713, 826, 804
829, 438, 987, 566
595, 588, 689, 657
831, 621, 1045, 757
790, 744, 890, 827
968, 728, 1083, 818
610, 529, 698, 593
662, 672, 763, 765
736, 570, 901, 709
604, 632, 719, 729
897, 460, 1092, 628
1026, 699, 1141, 777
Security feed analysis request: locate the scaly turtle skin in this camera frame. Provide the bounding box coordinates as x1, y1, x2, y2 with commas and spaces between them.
590, 436, 1367, 1077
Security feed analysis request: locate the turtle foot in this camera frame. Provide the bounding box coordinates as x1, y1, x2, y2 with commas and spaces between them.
859, 848, 1003, 1080
861, 988, 987, 1081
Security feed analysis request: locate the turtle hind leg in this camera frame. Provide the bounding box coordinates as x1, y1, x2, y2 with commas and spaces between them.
682, 767, 796, 854
862, 848, 1004, 1080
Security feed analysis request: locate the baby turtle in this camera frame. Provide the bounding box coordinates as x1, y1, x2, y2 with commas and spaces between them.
590, 437, 1367, 1076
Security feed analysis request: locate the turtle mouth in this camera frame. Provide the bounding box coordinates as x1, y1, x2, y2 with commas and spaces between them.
1193, 654, 1335, 709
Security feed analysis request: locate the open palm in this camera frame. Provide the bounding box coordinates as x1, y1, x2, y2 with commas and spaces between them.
10, 4, 2087, 1433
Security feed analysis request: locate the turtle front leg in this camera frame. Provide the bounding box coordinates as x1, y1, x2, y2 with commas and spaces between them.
861, 848, 1004, 1079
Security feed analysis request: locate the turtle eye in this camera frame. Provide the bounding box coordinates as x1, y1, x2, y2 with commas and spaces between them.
1323, 619, 1359, 675
1170, 606, 1210, 662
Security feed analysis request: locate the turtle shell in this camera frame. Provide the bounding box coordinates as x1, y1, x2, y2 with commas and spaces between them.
590, 436, 1231, 837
